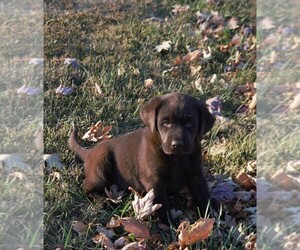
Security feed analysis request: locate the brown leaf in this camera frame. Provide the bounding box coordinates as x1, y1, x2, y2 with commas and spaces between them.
106, 217, 122, 228
235, 83, 254, 95
72, 221, 87, 235
231, 35, 241, 46
93, 233, 115, 250
183, 49, 201, 63
270, 170, 300, 190
167, 242, 180, 250
174, 56, 182, 66
231, 203, 245, 215
82, 121, 113, 142
120, 217, 150, 239
236, 104, 249, 114
235, 171, 256, 190
178, 218, 215, 248
245, 233, 257, 250
121, 242, 140, 250
132, 189, 162, 219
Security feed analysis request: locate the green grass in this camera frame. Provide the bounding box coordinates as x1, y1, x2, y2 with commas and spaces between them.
43, 0, 256, 249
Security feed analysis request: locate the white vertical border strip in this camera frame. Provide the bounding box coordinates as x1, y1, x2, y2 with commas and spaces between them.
257, 0, 300, 248
0, 0, 43, 248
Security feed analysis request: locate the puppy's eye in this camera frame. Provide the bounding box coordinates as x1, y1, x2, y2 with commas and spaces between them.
162, 120, 171, 127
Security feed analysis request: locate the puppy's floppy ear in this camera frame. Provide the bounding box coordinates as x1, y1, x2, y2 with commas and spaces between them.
198, 100, 215, 138
140, 96, 162, 133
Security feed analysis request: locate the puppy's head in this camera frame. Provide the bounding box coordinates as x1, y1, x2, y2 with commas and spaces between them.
140, 92, 214, 155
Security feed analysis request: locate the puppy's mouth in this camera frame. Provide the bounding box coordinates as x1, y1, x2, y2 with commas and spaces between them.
162, 145, 191, 155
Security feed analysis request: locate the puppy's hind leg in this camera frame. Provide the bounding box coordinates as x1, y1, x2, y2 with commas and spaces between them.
83, 151, 112, 194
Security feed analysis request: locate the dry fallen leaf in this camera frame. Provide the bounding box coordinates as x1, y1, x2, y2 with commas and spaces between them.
55, 85, 74, 95
120, 217, 150, 239
260, 17, 275, 30
64, 58, 78, 67
94, 83, 104, 96
190, 65, 202, 76
235, 171, 256, 190
44, 154, 64, 170
194, 77, 204, 94
203, 46, 212, 60
72, 221, 87, 236
227, 17, 239, 29
231, 34, 241, 46
248, 93, 256, 110
212, 182, 237, 203
206, 96, 231, 123
118, 66, 126, 76
144, 78, 154, 88
236, 104, 249, 114
121, 242, 140, 250
82, 121, 113, 142
170, 209, 183, 220
96, 225, 116, 238
245, 232, 256, 250
8, 171, 25, 181
132, 189, 162, 219
106, 217, 122, 228
17, 85, 42, 96
49, 171, 62, 180
231, 203, 245, 215
93, 232, 115, 250
206, 96, 222, 115
105, 184, 124, 203
235, 190, 254, 202
178, 218, 215, 248
167, 242, 180, 250
0, 154, 29, 170
235, 82, 255, 95
171, 4, 189, 15
155, 41, 172, 52
289, 93, 300, 110
283, 233, 300, 250
114, 236, 128, 249
270, 170, 300, 190
183, 49, 202, 63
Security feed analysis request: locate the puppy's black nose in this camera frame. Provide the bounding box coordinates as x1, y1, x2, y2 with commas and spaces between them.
171, 140, 183, 149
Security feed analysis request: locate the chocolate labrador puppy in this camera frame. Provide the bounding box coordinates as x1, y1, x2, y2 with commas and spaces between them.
69, 92, 216, 224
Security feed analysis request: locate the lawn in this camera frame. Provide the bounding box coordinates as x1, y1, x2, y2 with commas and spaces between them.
43, 0, 256, 249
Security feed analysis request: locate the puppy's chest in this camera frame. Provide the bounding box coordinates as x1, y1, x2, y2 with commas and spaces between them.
163, 161, 193, 192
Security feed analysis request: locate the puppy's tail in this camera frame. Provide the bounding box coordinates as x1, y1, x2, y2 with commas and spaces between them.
69, 127, 89, 161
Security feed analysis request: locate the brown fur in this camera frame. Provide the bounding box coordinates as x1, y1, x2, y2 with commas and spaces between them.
69, 92, 216, 224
